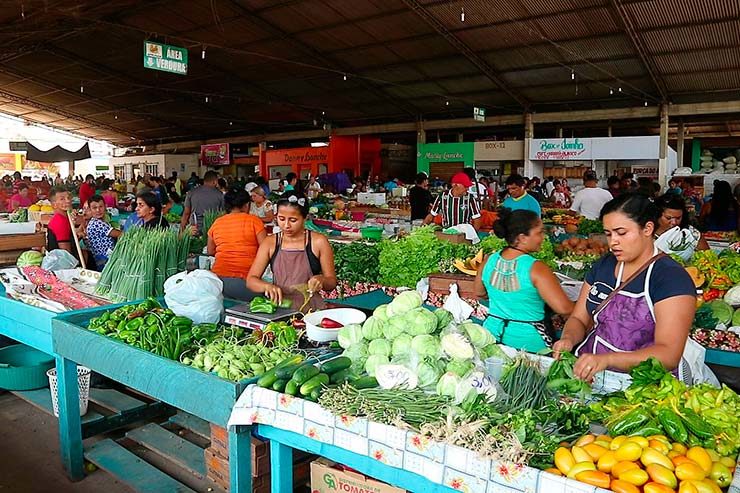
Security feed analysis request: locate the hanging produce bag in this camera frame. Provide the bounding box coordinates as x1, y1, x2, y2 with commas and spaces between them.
164, 269, 223, 324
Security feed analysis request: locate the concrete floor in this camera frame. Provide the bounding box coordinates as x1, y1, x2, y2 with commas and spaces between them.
0, 392, 133, 493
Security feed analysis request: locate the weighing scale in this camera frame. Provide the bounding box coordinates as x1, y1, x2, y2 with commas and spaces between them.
224, 303, 301, 331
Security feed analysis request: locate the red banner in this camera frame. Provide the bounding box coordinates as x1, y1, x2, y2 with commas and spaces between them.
201, 143, 230, 166
264, 147, 328, 167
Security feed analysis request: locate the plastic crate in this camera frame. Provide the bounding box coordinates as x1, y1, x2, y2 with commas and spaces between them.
0, 344, 55, 390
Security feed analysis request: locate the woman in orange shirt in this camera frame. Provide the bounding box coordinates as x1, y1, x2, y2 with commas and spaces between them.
207, 188, 267, 300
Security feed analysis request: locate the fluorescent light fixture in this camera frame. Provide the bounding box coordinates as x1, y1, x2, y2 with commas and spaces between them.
310, 142, 329, 147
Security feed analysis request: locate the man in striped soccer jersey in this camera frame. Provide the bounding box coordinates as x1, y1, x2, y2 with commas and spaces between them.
423, 172, 481, 230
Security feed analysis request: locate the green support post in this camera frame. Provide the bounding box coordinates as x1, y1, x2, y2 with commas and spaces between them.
270, 440, 293, 493
691, 139, 702, 172
228, 425, 252, 493
56, 357, 84, 481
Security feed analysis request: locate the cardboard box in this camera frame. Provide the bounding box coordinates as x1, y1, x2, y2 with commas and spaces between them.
311, 459, 406, 493
428, 272, 477, 299
434, 231, 471, 244
357, 192, 386, 206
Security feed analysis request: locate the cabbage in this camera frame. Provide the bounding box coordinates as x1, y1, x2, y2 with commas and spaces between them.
725, 285, 740, 305
411, 334, 440, 358
337, 324, 364, 349
343, 342, 368, 373
382, 317, 405, 339
417, 359, 443, 389
391, 333, 413, 356
436, 372, 461, 397
446, 359, 474, 378
460, 322, 495, 348
387, 291, 422, 317
479, 343, 510, 362
441, 333, 474, 360
434, 308, 453, 331
404, 308, 438, 336
709, 300, 733, 325
362, 316, 386, 340
365, 354, 389, 377
368, 339, 391, 357
16, 250, 43, 267
373, 304, 389, 322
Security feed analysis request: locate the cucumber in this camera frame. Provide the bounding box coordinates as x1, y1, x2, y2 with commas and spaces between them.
351, 376, 378, 389
299, 373, 329, 396
275, 364, 301, 380
272, 379, 288, 392
285, 380, 299, 396
292, 364, 319, 385
320, 356, 352, 375
257, 371, 278, 388
274, 354, 304, 369
310, 387, 321, 400
329, 369, 352, 384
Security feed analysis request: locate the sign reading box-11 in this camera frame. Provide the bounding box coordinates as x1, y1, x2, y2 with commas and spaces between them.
143, 41, 188, 75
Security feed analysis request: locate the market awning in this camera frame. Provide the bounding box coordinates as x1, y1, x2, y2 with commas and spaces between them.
26, 142, 90, 162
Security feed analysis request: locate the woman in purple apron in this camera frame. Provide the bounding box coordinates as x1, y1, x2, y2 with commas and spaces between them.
553, 193, 696, 382
247, 193, 337, 313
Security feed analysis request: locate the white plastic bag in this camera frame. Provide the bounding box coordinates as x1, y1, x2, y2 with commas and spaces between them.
443, 283, 474, 323
42, 249, 79, 271
164, 269, 224, 324
681, 338, 720, 386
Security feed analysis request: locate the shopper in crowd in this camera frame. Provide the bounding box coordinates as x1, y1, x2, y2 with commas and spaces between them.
9, 183, 33, 211
170, 171, 183, 196
463, 168, 488, 205
246, 185, 274, 224
180, 170, 224, 233
636, 177, 657, 198
527, 177, 545, 202
100, 179, 118, 208
569, 171, 613, 220
306, 175, 322, 199
255, 176, 270, 196
168, 191, 184, 217
553, 193, 696, 381
667, 178, 682, 196
475, 208, 573, 352
11, 171, 24, 194
502, 174, 541, 216
700, 180, 739, 232
217, 178, 229, 194
620, 172, 637, 193
544, 176, 555, 197
247, 193, 337, 313
409, 172, 433, 221
78, 174, 96, 208
383, 176, 399, 191
186, 172, 200, 191
551, 179, 568, 206
607, 175, 621, 198
283, 172, 298, 193
135, 191, 168, 229
85, 195, 122, 270
654, 193, 709, 258
47, 187, 75, 255
423, 172, 481, 229
207, 189, 267, 300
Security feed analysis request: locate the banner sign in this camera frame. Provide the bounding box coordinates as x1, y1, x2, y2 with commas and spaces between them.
200, 143, 230, 166
143, 41, 188, 75
265, 147, 328, 166
530, 138, 591, 160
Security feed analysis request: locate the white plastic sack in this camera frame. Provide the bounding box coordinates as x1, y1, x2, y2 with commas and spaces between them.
681, 338, 720, 386
164, 269, 224, 324
42, 249, 79, 271
654, 226, 699, 261
443, 283, 474, 323
415, 277, 429, 303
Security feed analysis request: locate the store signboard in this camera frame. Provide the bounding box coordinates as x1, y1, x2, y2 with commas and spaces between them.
530, 138, 591, 160
416, 142, 474, 174
9, 141, 27, 152
631, 165, 658, 178
200, 143, 230, 166
264, 147, 328, 166
473, 106, 486, 122
474, 140, 524, 161
143, 41, 188, 75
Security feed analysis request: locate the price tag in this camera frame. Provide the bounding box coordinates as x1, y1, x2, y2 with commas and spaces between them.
461, 371, 497, 402
375, 365, 418, 390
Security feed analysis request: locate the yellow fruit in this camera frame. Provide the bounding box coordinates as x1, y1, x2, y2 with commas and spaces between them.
597, 451, 618, 474
610, 479, 641, 493
641, 448, 675, 471
618, 468, 649, 486
611, 436, 628, 451
679, 480, 699, 493
575, 434, 596, 447
675, 463, 706, 481
649, 439, 671, 456
453, 259, 477, 276
719, 456, 736, 469
596, 434, 612, 443
571, 445, 593, 464
648, 434, 669, 442
567, 461, 596, 479
668, 451, 681, 459
594, 440, 611, 449
627, 436, 649, 449
709, 462, 732, 488
612, 461, 640, 479
575, 470, 611, 489
646, 464, 678, 489
544, 468, 562, 476
583, 443, 608, 461
705, 449, 720, 463
672, 443, 688, 455
615, 442, 644, 462
698, 479, 722, 493
686, 447, 712, 475
673, 456, 697, 468
554, 447, 575, 475
644, 482, 679, 493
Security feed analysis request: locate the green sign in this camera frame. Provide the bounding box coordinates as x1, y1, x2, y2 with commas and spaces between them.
474, 106, 486, 122
143, 41, 188, 75
416, 142, 474, 174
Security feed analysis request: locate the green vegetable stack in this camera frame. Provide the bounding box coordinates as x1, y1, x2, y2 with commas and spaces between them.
86, 297, 211, 360
257, 356, 367, 401
479, 234, 557, 270
249, 296, 291, 315
186, 341, 299, 381
333, 241, 381, 284
546, 351, 591, 397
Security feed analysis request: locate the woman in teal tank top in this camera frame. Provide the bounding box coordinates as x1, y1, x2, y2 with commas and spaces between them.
475, 209, 574, 352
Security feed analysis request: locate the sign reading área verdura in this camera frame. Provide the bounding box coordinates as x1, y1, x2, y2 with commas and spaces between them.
143, 41, 188, 75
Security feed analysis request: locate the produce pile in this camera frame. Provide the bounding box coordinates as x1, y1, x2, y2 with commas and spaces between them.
478, 234, 558, 269
86, 297, 219, 360
554, 236, 610, 263
332, 241, 381, 285
9, 207, 28, 223
96, 226, 191, 302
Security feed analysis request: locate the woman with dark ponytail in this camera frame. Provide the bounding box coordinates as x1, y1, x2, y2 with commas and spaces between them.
474, 208, 573, 351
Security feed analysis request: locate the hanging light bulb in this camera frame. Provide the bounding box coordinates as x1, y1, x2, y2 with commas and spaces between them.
80, 82, 84, 93
644, 101, 648, 106
321, 110, 325, 116
229, 121, 233, 126
618, 87, 622, 92
114, 114, 118, 120
205, 96, 209, 103
343, 73, 347, 81
445, 100, 450, 106
609, 88, 614, 95
201, 47, 206, 60
571, 70, 575, 80
460, 7, 465, 22
313, 118, 317, 127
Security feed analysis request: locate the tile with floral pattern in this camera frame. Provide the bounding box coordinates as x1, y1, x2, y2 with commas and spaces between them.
275, 393, 304, 415
303, 422, 334, 444
403, 452, 445, 484
489, 461, 530, 486
273, 410, 303, 434
442, 468, 487, 493
254, 387, 279, 409
485, 481, 524, 493
333, 428, 369, 456
303, 400, 334, 426
368, 440, 404, 469
335, 414, 368, 436
367, 421, 407, 449
405, 432, 445, 462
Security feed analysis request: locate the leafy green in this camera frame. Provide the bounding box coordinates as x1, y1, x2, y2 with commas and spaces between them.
545, 351, 590, 396
694, 304, 719, 329
577, 219, 603, 235
628, 357, 669, 387
478, 234, 557, 270
333, 241, 380, 284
